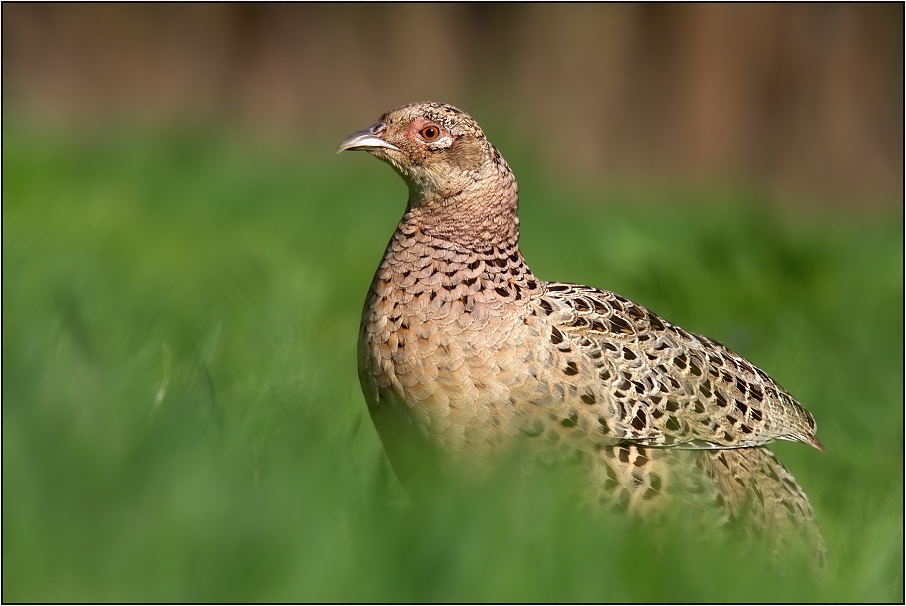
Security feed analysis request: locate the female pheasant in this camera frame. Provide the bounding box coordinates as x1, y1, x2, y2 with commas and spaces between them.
338, 102, 824, 554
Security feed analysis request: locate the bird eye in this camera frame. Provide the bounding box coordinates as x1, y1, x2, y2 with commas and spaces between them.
420, 126, 440, 141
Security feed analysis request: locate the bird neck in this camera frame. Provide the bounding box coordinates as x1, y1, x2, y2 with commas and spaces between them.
402, 165, 521, 253
384, 177, 538, 297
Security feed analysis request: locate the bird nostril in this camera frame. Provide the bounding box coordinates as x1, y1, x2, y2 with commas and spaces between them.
371, 122, 389, 136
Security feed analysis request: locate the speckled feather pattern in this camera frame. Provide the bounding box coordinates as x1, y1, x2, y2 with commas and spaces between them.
345, 101, 824, 556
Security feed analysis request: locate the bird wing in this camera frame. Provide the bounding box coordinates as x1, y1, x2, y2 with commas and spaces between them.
532, 282, 823, 451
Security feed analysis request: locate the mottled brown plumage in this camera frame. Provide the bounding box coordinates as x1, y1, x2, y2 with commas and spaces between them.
339, 102, 825, 557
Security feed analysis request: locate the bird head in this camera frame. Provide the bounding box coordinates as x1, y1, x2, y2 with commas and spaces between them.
337, 102, 507, 201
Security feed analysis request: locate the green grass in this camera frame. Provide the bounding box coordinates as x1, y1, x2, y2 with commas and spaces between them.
3, 127, 903, 601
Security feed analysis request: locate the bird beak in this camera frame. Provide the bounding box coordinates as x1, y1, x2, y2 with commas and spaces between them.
336, 122, 400, 154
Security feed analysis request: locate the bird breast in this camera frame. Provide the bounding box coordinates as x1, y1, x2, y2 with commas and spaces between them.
357, 222, 545, 455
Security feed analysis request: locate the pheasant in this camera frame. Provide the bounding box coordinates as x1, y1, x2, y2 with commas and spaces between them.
338, 102, 825, 555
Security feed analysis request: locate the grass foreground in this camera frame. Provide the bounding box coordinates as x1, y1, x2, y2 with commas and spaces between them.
3, 128, 903, 601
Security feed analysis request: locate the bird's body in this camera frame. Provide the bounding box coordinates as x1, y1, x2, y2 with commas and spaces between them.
340, 102, 824, 555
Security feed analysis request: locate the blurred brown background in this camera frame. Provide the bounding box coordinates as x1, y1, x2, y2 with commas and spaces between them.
4, 3, 903, 206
